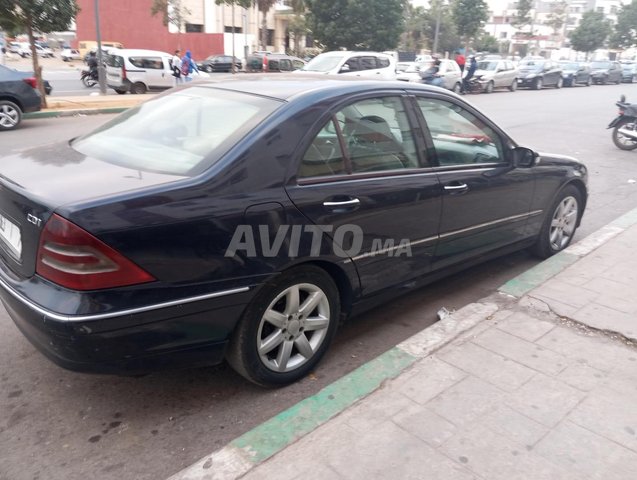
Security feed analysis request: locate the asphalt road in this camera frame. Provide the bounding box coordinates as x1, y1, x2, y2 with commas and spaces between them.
1, 82, 637, 480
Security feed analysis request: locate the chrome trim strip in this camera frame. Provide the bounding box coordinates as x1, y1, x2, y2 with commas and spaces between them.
440, 210, 542, 239
0, 276, 250, 323
351, 235, 437, 262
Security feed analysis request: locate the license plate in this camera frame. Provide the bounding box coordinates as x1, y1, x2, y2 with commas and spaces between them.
517, 79, 523, 83
0, 213, 22, 259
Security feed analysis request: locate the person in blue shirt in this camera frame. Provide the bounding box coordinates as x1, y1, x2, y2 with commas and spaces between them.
180, 50, 199, 82
461, 55, 478, 94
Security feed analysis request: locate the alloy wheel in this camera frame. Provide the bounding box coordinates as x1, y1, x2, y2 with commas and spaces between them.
257, 283, 331, 373
549, 196, 578, 251
0, 102, 21, 129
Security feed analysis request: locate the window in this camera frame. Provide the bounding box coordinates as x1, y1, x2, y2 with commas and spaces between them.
185, 23, 204, 33
224, 26, 243, 33
129, 56, 164, 69
500, 32, 507, 39
359, 57, 377, 70
377, 56, 390, 68
596, 7, 603, 13
611, 6, 617, 14
344, 57, 361, 71
299, 97, 420, 179
292, 59, 305, 70
417, 98, 503, 166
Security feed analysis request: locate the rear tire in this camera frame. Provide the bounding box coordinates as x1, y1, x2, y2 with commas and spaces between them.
484, 81, 494, 94
612, 117, 637, 151
226, 266, 340, 387
114, 89, 127, 95
531, 185, 582, 259
509, 80, 518, 92
130, 82, 147, 95
452, 82, 462, 94
0, 100, 23, 131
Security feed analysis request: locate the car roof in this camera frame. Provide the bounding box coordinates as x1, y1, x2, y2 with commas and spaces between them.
110, 49, 171, 57
185, 74, 444, 102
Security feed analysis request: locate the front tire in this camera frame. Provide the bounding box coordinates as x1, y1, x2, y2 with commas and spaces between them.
484, 81, 494, 94
0, 100, 23, 131
509, 80, 518, 92
533, 77, 543, 90
205, 65, 213, 73
130, 82, 147, 94
226, 266, 340, 387
612, 117, 637, 151
452, 82, 462, 94
556, 77, 563, 89
531, 185, 582, 259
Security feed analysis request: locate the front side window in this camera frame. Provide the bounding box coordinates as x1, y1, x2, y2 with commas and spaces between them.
129, 56, 164, 69
417, 98, 504, 166
299, 96, 421, 179
377, 57, 390, 68
359, 57, 377, 70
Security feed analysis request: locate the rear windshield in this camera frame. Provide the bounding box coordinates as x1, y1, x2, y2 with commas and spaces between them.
302, 54, 343, 72
591, 61, 610, 69
71, 87, 283, 176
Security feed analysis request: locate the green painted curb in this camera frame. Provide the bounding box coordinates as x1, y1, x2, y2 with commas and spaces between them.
499, 251, 579, 298
231, 347, 415, 464
25, 107, 128, 119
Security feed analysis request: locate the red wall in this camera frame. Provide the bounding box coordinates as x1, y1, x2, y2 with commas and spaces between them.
75, 0, 224, 60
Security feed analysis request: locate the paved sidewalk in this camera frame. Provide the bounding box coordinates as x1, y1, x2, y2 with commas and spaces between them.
25, 94, 150, 118
172, 208, 637, 480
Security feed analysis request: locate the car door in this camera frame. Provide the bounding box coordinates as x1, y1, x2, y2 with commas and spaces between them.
412, 94, 536, 270
285, 94, 442, 294
610, 62, 621, 82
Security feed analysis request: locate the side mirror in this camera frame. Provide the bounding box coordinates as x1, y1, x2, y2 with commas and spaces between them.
339, 64, 350, 73
512, 147, 537, 168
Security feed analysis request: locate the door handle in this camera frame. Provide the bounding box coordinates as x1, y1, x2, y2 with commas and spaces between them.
444, 183, 469, 193
323, 198, 360, 207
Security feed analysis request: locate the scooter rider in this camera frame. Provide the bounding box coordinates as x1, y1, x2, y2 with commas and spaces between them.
87, 51, 99, 80
461, 55, 478, 94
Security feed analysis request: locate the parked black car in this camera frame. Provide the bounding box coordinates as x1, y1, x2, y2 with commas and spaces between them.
0, 77, 588, 386
246, 53, 305, 72
9, 67, 53, 95
558, 61, 592, 87
0, 64, 41, 131
197, 55, 242, 73
590, 60, 622, 85
517, 57, 563, 89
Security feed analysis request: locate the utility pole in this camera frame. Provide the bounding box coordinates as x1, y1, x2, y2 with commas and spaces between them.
232, 2, 236, 73
433, 0, 442, 54
94, 0, 106, 95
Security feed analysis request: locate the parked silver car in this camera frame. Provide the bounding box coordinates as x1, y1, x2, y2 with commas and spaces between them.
396, 59, 462, 93
473, 59, 519, 93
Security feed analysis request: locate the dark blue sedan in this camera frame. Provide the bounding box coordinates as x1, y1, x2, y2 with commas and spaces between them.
0, 77, 588, 386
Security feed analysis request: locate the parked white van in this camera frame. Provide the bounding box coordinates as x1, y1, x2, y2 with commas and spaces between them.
105, 49, 176, 94
295, 51, 396, 80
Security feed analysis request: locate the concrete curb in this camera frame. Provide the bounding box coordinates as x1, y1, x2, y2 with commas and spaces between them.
24, 107, 129, 119
170, 206, 637, 480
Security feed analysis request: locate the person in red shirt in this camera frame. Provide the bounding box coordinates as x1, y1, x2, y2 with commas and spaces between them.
455, 50, 466, 73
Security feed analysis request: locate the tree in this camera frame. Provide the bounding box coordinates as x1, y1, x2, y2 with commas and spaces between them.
569, 10, 611, 57
512, 0, 533, 31
306, 0, 406, 51
151, 0, 191, 33
216, 0, 277, 51
611, 0, 637, 49
0, 0, 79, 108
474, 33, 500, 53
545, 0, 568, 35
451, 0, 489, 53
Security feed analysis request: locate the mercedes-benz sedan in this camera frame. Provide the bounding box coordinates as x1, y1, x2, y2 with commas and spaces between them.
0, 77, 588, 386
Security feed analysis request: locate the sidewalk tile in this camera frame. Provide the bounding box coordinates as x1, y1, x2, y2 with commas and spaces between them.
479, 405, 549, 447
325, 420, 475, 480
472, 328, 569, 376
392, 403, 457, 447
392, 357, 466, 406
531, 278, 598, 309
426, 376, 504, 427
556, 363, 606, 392
438, 341, 536, 391
440, 424, 583, 480
600, 261, 637, 285
494, 311, 555, 342
571, 303, 637, 339
338, 388, 416, 433
536, 421, 637, 480
504, 374, 584, 427
568, 393, 637, 453
579, 277, 636, 313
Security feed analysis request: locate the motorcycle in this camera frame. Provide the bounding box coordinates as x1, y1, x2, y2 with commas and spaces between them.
81, 68, 98, 88
608, 95, 637, 151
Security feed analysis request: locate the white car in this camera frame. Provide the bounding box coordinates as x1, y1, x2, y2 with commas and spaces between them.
60, 48, 81, 62
35, 44, 54, 58
473, 59, 519, 93
396, 59, 462, 93
295, 51, 396, 80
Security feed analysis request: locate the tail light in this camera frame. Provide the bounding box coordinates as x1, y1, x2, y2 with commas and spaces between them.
22, 77, 37, 89
121, 64, 126, 80
36, 214, 155, 291
263, 55, 268, 72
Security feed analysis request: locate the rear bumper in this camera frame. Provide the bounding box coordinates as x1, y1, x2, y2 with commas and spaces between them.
0, 274, 255, 375
517, 77, 539, 87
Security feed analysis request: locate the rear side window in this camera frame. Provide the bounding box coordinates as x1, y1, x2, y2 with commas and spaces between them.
129, 56, 164, 69
377, 57, 390, 68
72, 87, 283, 176
106, 55, 124, 67
359, 57, 377, 70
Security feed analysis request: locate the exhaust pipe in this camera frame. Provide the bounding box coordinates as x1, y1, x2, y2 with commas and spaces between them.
618, 126, 637, 140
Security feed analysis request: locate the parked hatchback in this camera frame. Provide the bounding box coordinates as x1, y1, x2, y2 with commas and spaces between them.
590, 60, 622, 85
198, 55, 242, 73
296, 51, 396, 80
621, 62, 637, 83
105, 49, 175, 94
0, 64, 41, 130
558, 61, 592, 87
517, 58, 563, 89
473, 59, 519, 92
0, 77, 587, 386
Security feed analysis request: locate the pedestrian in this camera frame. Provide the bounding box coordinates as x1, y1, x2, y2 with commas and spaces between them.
180, 50, 199, 83
455, 50, 466, 73
172, 49, 182, 84
461, 55, 477, 94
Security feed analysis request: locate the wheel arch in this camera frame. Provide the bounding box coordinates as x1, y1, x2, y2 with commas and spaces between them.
0, 95, 24, 112
294, 260, 356, 320
560, 179, 588, 227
